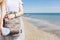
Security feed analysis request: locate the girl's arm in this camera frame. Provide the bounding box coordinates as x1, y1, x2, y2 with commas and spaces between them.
0, 0, 6, 36
15, 3, 24, 17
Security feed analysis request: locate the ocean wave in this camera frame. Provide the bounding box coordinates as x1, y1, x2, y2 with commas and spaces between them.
25, 17, 60, 31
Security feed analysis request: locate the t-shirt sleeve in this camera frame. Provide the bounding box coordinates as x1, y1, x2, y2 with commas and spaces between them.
19, 0, 23, 5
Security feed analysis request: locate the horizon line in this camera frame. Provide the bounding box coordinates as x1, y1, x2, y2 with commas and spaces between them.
24, 13, 60, 14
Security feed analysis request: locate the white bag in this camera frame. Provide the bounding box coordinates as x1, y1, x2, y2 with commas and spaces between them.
2, 28, 10, 36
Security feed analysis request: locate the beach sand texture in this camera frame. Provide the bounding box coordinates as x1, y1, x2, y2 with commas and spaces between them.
23, 17, 60, 40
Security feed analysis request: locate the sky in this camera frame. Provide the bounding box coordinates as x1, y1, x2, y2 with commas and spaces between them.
23, 0, 60, 13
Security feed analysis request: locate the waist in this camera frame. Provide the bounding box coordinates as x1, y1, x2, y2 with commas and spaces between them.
6, 12, 18, 16
6, 12, 18, 14
5, 12, 20, 20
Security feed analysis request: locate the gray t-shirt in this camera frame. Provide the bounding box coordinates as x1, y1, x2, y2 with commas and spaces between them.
6, 0, 23, 12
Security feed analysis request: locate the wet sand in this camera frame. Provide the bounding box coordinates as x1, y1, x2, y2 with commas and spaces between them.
23, 17, 60, 38
23, 17, 60, 40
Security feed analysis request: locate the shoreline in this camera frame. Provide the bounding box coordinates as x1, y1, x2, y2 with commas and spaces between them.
23, 17, 60, 38
23, 17, 60, 40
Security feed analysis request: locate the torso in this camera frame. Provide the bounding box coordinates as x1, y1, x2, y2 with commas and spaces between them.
6, 0, 20, 12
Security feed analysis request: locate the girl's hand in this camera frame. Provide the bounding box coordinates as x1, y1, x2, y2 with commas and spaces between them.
7, 14, 15, 19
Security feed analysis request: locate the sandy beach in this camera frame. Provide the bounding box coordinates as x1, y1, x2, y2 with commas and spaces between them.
23, 17, 60, 40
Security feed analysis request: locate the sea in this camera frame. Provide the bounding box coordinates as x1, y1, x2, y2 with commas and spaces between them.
24, 13, 60, 26
24, 13, 60, 37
